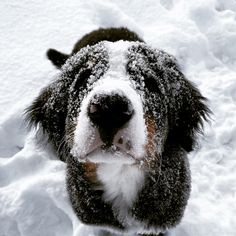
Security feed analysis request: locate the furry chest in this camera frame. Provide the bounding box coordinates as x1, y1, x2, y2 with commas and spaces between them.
84, 161, 145, 225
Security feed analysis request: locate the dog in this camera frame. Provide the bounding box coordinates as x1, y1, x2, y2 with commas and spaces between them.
26, 27, 209, 236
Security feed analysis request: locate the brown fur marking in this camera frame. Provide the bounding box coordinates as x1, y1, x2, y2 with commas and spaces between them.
83, 162, 101, 187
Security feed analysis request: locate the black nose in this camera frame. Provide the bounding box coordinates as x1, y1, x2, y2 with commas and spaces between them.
88, 93, 134, 143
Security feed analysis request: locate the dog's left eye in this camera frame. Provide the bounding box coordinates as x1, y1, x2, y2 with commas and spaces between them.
74, 68, 92, 89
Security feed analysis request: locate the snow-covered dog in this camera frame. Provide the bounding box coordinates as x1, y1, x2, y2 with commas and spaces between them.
27, 28, 209, 236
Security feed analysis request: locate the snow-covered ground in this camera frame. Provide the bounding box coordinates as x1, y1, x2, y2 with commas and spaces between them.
1, 0, 236, 235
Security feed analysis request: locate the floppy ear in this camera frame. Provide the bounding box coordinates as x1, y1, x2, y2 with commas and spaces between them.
149, 51, 211, 153
169, 79, 210, 152
25, 80, 69, 157
47, 48, 69, 69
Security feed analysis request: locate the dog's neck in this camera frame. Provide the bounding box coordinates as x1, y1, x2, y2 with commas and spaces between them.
97, 162, 145, 224
83, 161, 145, 224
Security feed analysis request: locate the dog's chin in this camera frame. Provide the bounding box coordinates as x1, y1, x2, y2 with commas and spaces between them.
77, 146, 140, 165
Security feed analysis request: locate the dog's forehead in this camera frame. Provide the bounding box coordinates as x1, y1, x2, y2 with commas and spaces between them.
101, 41, 135, 80
104, 40, 133, 65
61, 42, 109, 74
62, 40, 149, 73
59, 41, 173, 105
59, 41, 149, 94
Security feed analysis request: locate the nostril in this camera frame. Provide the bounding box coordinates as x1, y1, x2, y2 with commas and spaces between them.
87, 103, 101, 124
89, 104, 99, 114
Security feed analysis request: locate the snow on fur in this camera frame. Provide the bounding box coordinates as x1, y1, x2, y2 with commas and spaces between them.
71, 41, 146, 163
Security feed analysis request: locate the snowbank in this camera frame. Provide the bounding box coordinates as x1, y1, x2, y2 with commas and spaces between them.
0, 0, 236, 235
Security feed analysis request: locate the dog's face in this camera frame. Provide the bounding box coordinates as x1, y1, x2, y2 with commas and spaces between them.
27, 40, 208, 166
69, 41, 158, 166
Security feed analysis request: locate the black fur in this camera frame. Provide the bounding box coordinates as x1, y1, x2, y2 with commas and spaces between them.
47, 49, 69, 69
26, 27, 210, 235
26, 42, 109, 161
126, 44, 209, 152
66, 145, 190, 232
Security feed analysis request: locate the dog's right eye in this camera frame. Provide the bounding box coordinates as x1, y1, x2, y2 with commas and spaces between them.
143, 68, 164, 94
144, 75, 157, 92
74, 68, 92, 89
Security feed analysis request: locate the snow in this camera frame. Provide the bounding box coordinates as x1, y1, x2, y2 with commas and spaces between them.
0, 0, 236, 236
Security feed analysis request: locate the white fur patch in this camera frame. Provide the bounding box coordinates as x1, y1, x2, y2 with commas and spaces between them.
97, 162, 145, 224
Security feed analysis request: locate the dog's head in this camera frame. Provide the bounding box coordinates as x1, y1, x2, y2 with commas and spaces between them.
26, 28, 209, 166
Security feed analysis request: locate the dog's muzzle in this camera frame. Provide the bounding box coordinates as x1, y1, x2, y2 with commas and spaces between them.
71, 79, 146, 164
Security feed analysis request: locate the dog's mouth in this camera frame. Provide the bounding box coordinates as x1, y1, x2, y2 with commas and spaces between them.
76, 134, 143, 165
85, 145, 139, 164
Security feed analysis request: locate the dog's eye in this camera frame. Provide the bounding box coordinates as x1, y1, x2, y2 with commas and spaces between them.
144, 74, 158, 92
74, 68, 92, 89
143, 68, 165, 93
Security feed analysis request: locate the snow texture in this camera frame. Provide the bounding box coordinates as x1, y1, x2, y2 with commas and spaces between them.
1, 0, 236, 236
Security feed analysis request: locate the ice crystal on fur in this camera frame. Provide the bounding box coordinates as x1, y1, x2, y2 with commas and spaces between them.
70, 41, 147, 162
62, 43, 109, 154
127, 44, 209, 154
26, 43, 109, 161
